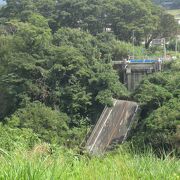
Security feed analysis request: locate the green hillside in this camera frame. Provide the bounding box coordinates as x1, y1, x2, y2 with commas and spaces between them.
0, 0, 179, 179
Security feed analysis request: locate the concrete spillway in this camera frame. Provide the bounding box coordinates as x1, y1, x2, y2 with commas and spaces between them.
86, 99, 138, 155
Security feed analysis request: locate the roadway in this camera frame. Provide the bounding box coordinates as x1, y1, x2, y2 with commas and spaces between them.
86, 99, 138, 155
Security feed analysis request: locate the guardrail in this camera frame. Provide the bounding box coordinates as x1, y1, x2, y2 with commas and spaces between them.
111, 59, 161, 65
128, 59, 160, 63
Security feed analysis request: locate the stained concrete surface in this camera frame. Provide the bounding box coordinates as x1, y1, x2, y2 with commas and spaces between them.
86, 99, 138, 155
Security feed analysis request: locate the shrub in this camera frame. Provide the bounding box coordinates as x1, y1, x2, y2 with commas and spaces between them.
0, 123, 39, 151
131, 61, 180, 156
6, 102, 69, 145
131, 98, 180, 156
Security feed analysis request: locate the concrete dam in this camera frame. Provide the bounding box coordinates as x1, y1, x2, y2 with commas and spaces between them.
85, 59, 161, 154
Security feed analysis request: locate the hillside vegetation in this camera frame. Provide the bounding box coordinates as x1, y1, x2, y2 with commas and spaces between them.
0, 0, 178, 146
0, 0, 179, 178
131, 60, 180, 156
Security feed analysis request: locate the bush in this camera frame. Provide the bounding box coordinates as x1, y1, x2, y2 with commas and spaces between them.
6, 102, 69, 145
96, 32, 145, 60
0, 123, 39, 151
132, 61, 180, 156
131, 99, 180, 156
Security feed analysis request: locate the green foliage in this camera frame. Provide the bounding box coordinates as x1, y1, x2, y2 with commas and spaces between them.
0, 0, 178, 154
132, 60, 180, 155
170, 60, 180, 71
12, 19, 52, 53
6, 102, 69, 145
0, 147, 179, 179
132, 98, 180, 156
134, 79, 173, 113
0, 22, 128, 126
96, 32, 145, 60
0, 123, 39, 151
28, 13, 50, 28
53, 28, 98, 59
0, 0, 178, 48
46, 43, 128, 122
0, 52, 48, 119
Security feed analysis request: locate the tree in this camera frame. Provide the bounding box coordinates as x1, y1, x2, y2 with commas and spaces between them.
144, 12, 178, 48
6, 102, 69, 144
10, 15, 52, 54
132, 98, 180, 156
0, 0, 35, 21
1, 0, 56, 19
0, 52, 48, 120
1, 0, 177, 49
131, 61, 180, 156
0, 24, 128, 125
53, 27, 98, 59
55, 0, 85, 29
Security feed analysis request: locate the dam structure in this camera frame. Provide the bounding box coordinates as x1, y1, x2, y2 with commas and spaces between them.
85, 58, 161, 155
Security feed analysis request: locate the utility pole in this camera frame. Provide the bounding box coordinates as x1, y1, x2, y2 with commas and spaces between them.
132, 30, 135, 59
175, 35, 178, 57
163, 38, 166, 61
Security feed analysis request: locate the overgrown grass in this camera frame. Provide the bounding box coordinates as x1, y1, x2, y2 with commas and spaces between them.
0, 145, 179, 180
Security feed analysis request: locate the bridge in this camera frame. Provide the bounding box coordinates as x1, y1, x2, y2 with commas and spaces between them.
112, 59, 162, 91
85, 59, 161, 155
86, 100, 138, 155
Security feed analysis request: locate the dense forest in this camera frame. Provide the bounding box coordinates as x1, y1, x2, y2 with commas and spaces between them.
0, 0, 179, 162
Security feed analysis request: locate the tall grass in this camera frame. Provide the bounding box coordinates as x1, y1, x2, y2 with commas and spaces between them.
0, 146, 179, 180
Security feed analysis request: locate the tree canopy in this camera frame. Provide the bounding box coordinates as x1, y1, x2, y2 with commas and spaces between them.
132, 61, 180, 155
0, 0, 178, 48
0, 0, 179, 153
0, 11, 129, 146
